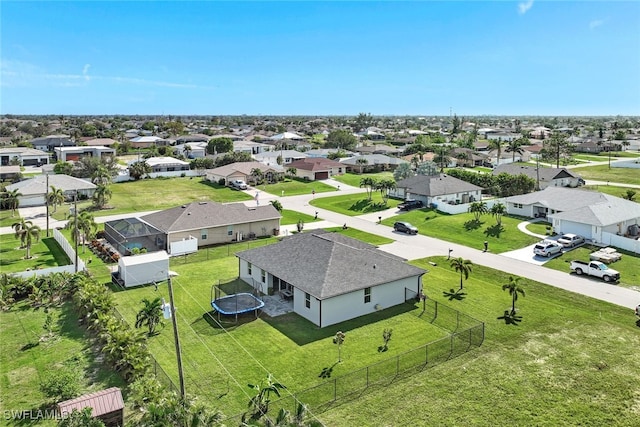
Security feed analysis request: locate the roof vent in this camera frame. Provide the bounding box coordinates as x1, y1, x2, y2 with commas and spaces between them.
181, 205, 187, 208
198, 201, 207, 205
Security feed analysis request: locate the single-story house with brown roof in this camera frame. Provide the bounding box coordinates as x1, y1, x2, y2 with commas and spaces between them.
205, 161, 284, 186
287, 157, 345, 180
236, 231, 426, 327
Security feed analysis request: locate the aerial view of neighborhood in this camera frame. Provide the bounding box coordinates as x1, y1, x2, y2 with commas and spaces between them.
1, 1, 639, 427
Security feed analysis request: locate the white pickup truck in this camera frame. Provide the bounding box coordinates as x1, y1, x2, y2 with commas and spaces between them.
570, 260, 620, 283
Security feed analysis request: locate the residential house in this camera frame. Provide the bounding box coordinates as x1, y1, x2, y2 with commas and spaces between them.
504, 187, 640, 249
138, 156, 190, 173
450, 148, 489, 167
140, 200, 282, 251
84, 138, 117, 147
0, 165, 22, 182
5, 174, 97, 207
492, 164, 582, 189
355, 144, 402, 156
287, 157, 345, 181
392, 173, 483, 206
54, 146, 116, 162
129, 136, 166, 149
233, 140, 273, 155
486, 132, 520, 142
254, 149, 307, 166
205, 161, 283, 185
174, 142, 207, 158
236, 231, 426, 327
175, 134, 210, 144
0, 147, 50, 166
31, 135, 74, 152
340, 154, 408, 172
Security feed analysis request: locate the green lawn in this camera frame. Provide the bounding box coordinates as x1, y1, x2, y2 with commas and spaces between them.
382, 209, 540, 253
332, 172, 394, 188
582, 184, 639, 201
0, 301, 125, 426
572, 154, 606, 162
52, 177, 254, 220
542, 244, 640, 289
572, 163, 640, 186
324, 226, 394, 246
0, 233, 70, 274
280, 209, 320, 225
524, 221, 552, 236
255, 178, 336, 197
318, 257, 640, 426
0, 210, 21, 227
310, 193, 400, 216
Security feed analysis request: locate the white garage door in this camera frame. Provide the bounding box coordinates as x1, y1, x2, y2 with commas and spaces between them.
559, 221, 592, 239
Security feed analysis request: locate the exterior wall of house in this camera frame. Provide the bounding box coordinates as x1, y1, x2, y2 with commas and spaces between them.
550, 218, 594, 240
238, 260, 270, 294
295, 169, 316, 181
168, 218, 280, 247
293, 287, 321, 325
312, 276, 421, 328
507, 202, 534, 218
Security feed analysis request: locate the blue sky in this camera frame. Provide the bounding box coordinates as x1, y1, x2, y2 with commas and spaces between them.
2, 1, 639, 116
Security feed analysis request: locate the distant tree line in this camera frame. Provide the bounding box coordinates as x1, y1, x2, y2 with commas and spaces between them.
446, 169, 535, 197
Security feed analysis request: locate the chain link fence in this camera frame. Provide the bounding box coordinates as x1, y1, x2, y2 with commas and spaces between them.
171, 239, 277, 264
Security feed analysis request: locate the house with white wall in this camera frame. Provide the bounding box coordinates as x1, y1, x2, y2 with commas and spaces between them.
236, 231, 426, 328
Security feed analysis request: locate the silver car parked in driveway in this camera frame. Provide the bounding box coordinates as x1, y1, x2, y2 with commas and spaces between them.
557, 233, 585, 248
533, 240, 563, 257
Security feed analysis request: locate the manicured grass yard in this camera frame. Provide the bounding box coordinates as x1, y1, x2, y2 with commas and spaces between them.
280, 209, 320, 225
52, 177, 254, 220
0, 301, 125, 426
332, 172, 394, 188
310, 193, 400, 216
524, 220, 552, 236
583, 184, 639, 200
0, 233, 70, 274
542, 244, 640, 290
319, 257, 640, 426
256, 178, 336, 197
324, 226, 394, 246
572, 163, 640, 186
382, 209, 540, 253
0, 210, 21, 227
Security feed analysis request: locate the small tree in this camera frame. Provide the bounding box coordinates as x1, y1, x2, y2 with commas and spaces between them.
450, 257, 473, 291
245, 374, 286, 421
135, 297, 165, 336
2, 189, 21, 217
502, 276, 525, 315
359, 177, 375, 201
270, 200, 283, 212
58, 408, 106, 427
47, 185, 65, 213
468, 201, 488, 222
621, 189, 636, 201
490, 202, 507, 226
40, 367, 81, 401
21, 223, 41, 259
333, 331, 346, 362
378, 328, 393, 352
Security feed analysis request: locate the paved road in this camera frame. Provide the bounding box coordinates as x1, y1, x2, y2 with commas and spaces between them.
3, 179, 638, 310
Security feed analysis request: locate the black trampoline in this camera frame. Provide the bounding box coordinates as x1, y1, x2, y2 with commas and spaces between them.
211, 292, 264, 322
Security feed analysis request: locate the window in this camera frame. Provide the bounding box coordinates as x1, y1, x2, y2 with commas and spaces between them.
364, 287, 371, 304
247, 263, 252, 275
261, 270, 266, 283
227, 226, 233, 236
305, 293, 311, 309
201, 229, 208, 240
514, 203, 523, 209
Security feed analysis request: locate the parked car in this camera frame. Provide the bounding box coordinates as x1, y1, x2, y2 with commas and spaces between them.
533, 240, 563, 257
393, 221, 418, 235
557, 233, 585, 248
231, 179, 248, 190
398, 199, 424, 211
569, 260, 620, 282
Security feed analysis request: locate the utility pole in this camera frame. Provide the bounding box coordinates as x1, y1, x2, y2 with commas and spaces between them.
45, 172, 50, 237
535, 156, 541, 191
167, 276, 186, 400
74, 189, 78, 272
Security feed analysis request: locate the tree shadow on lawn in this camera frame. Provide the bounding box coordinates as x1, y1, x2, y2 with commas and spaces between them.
263, 302, 416, 346
348, 199, 389, 214
464, 220, 483, 231
497, 310, 522, 326
484, 224, 505, 238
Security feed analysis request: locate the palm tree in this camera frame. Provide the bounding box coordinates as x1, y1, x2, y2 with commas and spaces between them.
432, 146, 451, 172
449, 257, 473, 291
135, 297, 165, 336
2, 189, 21, 217
488, 139, 503, 167
286, 167, 297, 178
502, 276, 525, 315
91, 165, 112, 186
12, 218, 33, 248
359, 177, 375, 201
506, 138, 526, 162
128, 161, 152, 180
490, 202, 507, 226
21, 223, 41, 259
251, 168, 265, 185
47, 185, 65, 213
92, 184, 112, 209
246, 374, 287, 420
376, 179, 396, 205
76, 211, 97, 252
355, 157, 369, 173
468, 201, 488, 222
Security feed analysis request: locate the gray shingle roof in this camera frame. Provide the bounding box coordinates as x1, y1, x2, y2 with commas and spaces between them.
6, 174, 96, 195
396, 173, 483, 196
492, 164, 579, 182
141, 200, 281, 233
236, 231, 426, 300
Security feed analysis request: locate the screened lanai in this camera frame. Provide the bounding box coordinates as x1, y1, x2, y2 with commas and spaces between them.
103, 217, 165, 256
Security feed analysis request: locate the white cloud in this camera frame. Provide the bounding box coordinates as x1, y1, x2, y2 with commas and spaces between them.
589, 19, 604, 30
82, 64, 91, 81
518, 0, 534, 15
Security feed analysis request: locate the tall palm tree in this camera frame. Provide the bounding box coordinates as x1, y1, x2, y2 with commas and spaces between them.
91, 165, 112, 186
488, 139, 503, 166
355, 157, 369, 173
359, 177, 375, 201
376, 179, 396, 205
468, 201, 488, 222
21, 223, 41, 259
506, 138, 526, 162
12, 218, 33, 248
77, 211, 97, 252
450, 257, 473, 291
490, 202, 507, 226
135, 297, 165, 336
502, 276, 525, 315
47, 185, 65, 213
2, 189, 21, 217
432, 146, 451, 172
92, 184, 112, 209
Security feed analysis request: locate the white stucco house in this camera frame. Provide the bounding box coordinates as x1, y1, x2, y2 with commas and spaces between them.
504, 187, 640, 252
392, 173, 483, 206
492, 164, 582, 189
236, 231, 426, 328
5, 174, 97, 207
